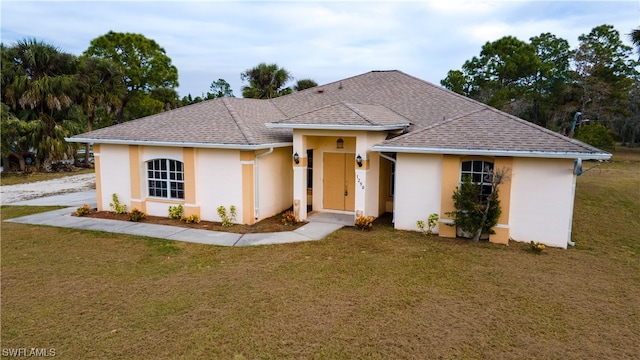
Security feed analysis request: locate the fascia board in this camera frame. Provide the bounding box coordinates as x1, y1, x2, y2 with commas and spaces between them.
370, 145, 612, 160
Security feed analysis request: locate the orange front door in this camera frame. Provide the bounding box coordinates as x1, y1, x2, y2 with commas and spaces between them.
323, 153, 355, 211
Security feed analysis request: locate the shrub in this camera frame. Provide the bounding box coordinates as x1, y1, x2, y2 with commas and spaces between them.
574, 124, 615, 149
168, 204, 184, 220
529, 241, 546, 254
128, 208, 147, 222
75, 204, 91, 217
281, 210, 299, 226
217, 205, 237, 227
417, 213, 439, 235
355, 215, 374, 231
445, 176, 501, 239
181, 214, 200, 224
109, 193, 127, 215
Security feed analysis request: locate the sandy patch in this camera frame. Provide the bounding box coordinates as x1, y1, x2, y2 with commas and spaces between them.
1, 173, 96, 204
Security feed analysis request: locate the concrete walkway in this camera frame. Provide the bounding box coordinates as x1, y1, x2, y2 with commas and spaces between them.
3, 190, 352, 246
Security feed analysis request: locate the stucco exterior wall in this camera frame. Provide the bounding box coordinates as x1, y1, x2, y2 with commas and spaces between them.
194, 148, 244, 223
394, 153, 443, 232
96, 144, 131, 211
256, 147, 293, 221
509, 158, 575, 249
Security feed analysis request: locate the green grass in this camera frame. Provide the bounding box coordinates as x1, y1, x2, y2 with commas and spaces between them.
1, 148, 639, 359
0, 168, 94, 186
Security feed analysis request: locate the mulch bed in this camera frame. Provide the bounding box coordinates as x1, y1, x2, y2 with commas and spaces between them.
75, 210, 306, 234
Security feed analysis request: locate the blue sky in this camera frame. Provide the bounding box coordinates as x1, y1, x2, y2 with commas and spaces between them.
1, 1, 638, 98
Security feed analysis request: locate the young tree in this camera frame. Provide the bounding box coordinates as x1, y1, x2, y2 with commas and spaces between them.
446, 167, 509, 242
84, 31, 179, 122
240, 63, 292, 99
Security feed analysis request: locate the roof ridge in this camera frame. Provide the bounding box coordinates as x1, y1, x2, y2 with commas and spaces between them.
341, 102, 375, 125
268, 97, 289, 118
221, 97, 253, 145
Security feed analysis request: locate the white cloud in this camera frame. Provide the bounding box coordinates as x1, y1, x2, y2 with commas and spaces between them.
1, 0, 638, 97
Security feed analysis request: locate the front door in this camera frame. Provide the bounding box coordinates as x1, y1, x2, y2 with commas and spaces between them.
323, 152, 355, 211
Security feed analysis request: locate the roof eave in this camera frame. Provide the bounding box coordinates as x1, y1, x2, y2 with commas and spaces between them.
370, 145, 612, 160
65, 137, 293, 150
265, 123, 409, 131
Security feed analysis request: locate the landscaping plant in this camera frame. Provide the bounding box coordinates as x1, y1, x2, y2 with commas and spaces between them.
417, 213, 439, 235
217, 205, 237, 227
75, 204, 91, 217
168, 204, 184, 220
128, 208, 147, 222
281, 210, 299, 226
109, 193, 127, 215
355, 215, 374, 231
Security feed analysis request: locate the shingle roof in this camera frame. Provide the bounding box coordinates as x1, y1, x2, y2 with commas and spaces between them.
272, 101, 411, 127
69, 97, 291, 147
68, 70, 610, 158
271, 70, 484, 126
373, 107, 608, 157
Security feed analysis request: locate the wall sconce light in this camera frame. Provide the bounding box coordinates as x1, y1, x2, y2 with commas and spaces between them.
293, 152, 300, 164
356, 154, 363, 167
336, 137, 344, 149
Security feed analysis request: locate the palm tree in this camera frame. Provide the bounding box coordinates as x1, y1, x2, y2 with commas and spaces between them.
2, 39, 82, 171
631, 27, 640, 58
77, 56, 125, 164
294, 79, 318, 91
240, 63, 292, 99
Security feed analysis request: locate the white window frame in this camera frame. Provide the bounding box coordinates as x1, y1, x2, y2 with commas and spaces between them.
147, 159, 185, 200
460, 160, 494, 200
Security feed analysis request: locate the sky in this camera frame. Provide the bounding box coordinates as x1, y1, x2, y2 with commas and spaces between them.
1, 1, 639, 98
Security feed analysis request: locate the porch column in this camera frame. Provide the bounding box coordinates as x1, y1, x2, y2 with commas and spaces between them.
353, 146, 378, 218
293, 134, 308, 221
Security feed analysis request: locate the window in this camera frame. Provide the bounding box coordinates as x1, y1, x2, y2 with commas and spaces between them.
307, 149, 313, 189
460, 160, 494, 199
147, 159, 184, 199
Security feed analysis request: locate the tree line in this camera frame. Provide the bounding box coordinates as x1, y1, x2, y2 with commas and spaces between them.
441, 24, 640, 148
1, 31, 315, 171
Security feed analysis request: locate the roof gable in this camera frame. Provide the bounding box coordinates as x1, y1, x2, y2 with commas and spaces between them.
271, 70, 485, 126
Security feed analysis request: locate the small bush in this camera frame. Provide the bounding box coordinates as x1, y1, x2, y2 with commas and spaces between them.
75, 204, 91, 217
168, 204, 184, 220
128, 208, 147, 222
109, 193, 127, 215
417, 213, 439, 235
355, 215, 374, 231
529, 241, 546, 254
181, 214, 201, 224
281, 210, 299, 226
217, 205, 237, 227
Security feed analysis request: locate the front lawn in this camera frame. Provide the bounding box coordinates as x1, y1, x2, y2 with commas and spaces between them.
1, 148, 639, 359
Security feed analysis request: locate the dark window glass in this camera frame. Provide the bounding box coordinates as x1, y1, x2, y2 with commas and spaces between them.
147, 159, 184, 199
